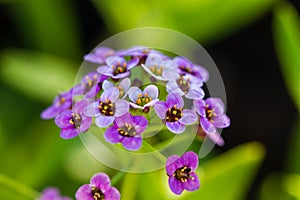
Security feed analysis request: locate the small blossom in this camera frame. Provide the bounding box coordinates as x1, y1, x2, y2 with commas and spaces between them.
193, 98, 230, 135
38, 187, 71, 200
84, 88, 129, 128
104, 112, 148, 151
127, 85, 159, 109
55, 100, 92, 139
75, 173, 120, 200
72, 72, 108, 98
141, 52, 176, 81
154, 93, 198, 134
166, 151, 200, 195
41, 91, 72, 119
97, 56, 139, 79
163, 71, 204, 100
84, 47, 115, 64
173, 56, 209, 82
102, 78, 131, 98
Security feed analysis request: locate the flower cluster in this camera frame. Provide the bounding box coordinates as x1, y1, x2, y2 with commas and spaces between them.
41, 46, 231, 197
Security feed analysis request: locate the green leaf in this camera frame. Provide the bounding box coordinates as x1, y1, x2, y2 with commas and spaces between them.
0, 49, 77, 103
93, 0, 276, 43
273, 2, 300, 112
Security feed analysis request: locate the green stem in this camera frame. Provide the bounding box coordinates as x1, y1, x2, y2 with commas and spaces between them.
142, 140, 167, 162
0, 174, 40, 199
110, 171, 126, 186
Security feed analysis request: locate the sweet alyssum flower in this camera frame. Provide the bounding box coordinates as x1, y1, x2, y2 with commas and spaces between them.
154, 93, 198, 134
141, 52, 176, 81
41, 90, 72, 119
38, 187, 71, 200
193, 98, 230, 135
84, 88, 129, 128
84, 47, 115, 64
76, 172, 120, 200
163, 71, 204, 100
55, 100, 92, 139
174, 56, 209, 82
104, 112, 148, 151
127, 85, 159, 110
102, 78, 131, 98
97, 56, 139, 79
166, 151, 200, 195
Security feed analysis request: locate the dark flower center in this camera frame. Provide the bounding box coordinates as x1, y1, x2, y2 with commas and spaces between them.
112, 62, 127, 76
91, 186, 105, 200
118, 123, 136, 137
149, 64, 163, 76
84, 75, 98, 92
165, 105, 183, 122
173, 166, 193, 183
69, 113, 82, 129
205, 104, 216, 122
135, 93, 152, 107
179, 65, 196, 76
98, 100, 115, 116
176, 75, 190, 94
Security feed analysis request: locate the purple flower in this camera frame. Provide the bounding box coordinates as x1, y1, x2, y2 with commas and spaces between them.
163, 71, 204, 100
97, 56, 139, 79
84, 88, 129, 128
197, 126, 224, 146
38, 187, 71, 200
75, 173, 120, 200
55, 100, 92, 139
104, 112, 148, 151
84, 47, 115, 64
102, 78, 131, 98
72, 72, 108, 98
154, 93, 198, 134
141, 52, 176, 81
127, 85, 159, 109
41, 91, 72, 119
174, 56, 209, 82
166, 151, 200, 195
193, 98, 230, 135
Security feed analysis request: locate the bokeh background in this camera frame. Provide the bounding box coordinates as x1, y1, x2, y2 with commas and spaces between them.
1, 0, 300, 199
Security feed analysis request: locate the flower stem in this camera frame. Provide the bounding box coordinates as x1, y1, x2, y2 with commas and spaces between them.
110, 171, 126, 186
0, 173, 40, 199
143, 140, 167, 162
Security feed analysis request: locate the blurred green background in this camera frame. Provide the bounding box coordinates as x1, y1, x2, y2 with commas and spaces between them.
0, 0, 300, 199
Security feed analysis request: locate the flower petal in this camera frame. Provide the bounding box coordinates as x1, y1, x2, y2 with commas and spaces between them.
127, 57, 139, 70
132, 115, 148, 133
213, 114, 230, 128
41, 106, 60, 119
162, 69, 179, 81
183, 172, 200, 192
104, 187, 121, 200
104, 126, 123, 144
195, 64, 209, 82
168, 176, 184, 195
206, 98, 225, 114
112, 71, 130, 79
97, 66, 113, 76
122, 137, 142, 151
95, 115, 115, 128
84, 102, 101, 117
119, 78, 131, 92
127, 87, 142, 102
80, 117, 92, 132
207, 131, 224, 146
129, 102, 143, 109
166, 93, 184, 108
90, 173, 111, 192
143, 85, 159, 99
101, 87, 119, 102
166, 121, 185, 134
114, 112, 133, 128
181, 151, 199, 170
102, 80, 114, 90
75, 184, 93, 200
200, 117, 216, 134
144, 98, 159, 108
114, 100, 129, 117
166, 81, 185, 96
179, 109, 198, 125
54, 110, 73, 128
193, 99, 206, 116
185, 86, 205, 100
166, 155, 181, 176
154, 102, 168, 119
60, 128, 79, 139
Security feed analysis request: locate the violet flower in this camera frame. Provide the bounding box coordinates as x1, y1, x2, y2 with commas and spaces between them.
141, 52, 176, 81
38, 187, 71, 200
75, 172, 120, 200
173, 56, 209, 82
166, 151, 200, 195
102, 78, 131, 98
104, 112, 148, 151
72, 71, 108, 98
55, 100, 92, 139
127, 85, 159, 110
41, 91, 72, 119
97, 56, 139, 79
193, 98, 230, 135
154, 93, 198, 134
163, 71, 204, 100
84, 47, 115, 64
84, 88, 129, 128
